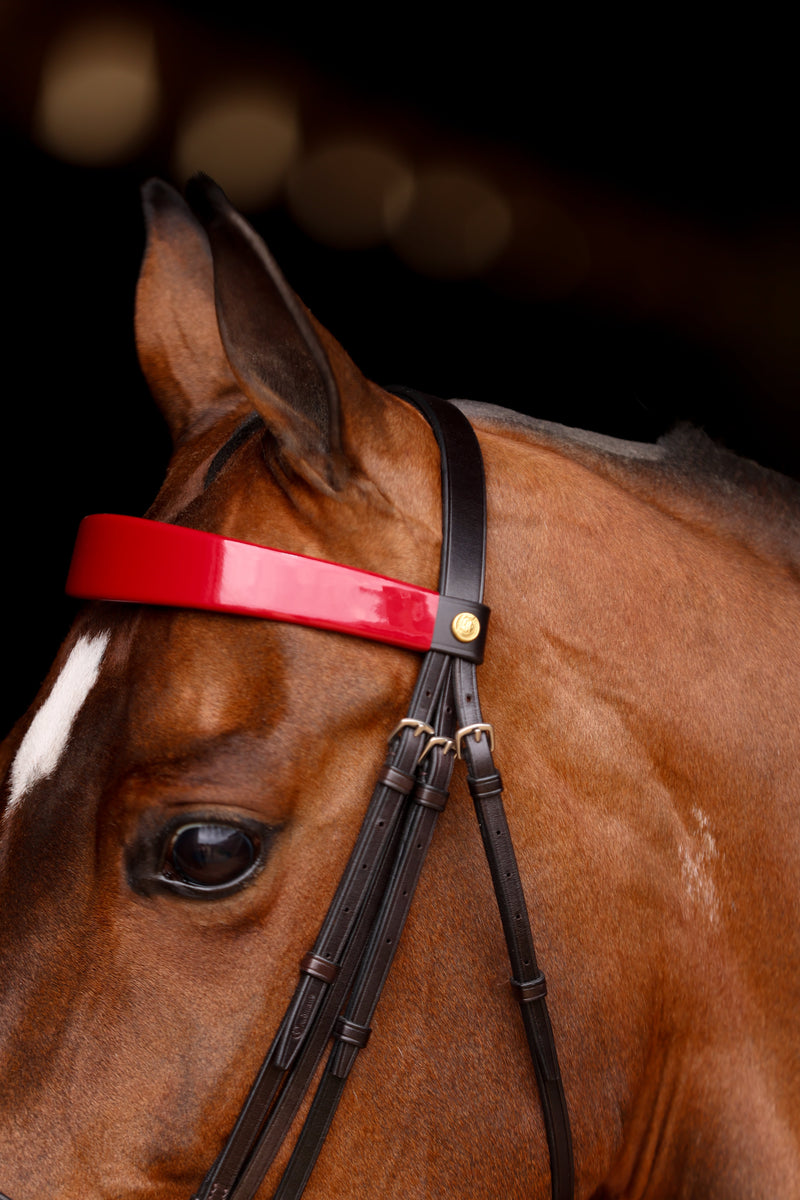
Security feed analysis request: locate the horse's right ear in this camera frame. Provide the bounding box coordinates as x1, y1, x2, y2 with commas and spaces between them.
136, 177, 346, 491
135, 178, 240, 443
185, 174, 343, 490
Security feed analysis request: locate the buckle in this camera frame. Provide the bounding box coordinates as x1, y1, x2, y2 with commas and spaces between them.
454, 723, 495, 759
417, 735, 456, 764
387, 718, 434, 744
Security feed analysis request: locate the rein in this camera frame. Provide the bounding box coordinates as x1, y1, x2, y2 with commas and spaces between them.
66, 390, 574, 1199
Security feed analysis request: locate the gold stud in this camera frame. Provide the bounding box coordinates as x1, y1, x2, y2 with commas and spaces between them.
451, 612, 481, 643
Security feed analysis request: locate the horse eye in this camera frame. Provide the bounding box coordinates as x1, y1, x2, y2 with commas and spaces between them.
166, 823, 258, 888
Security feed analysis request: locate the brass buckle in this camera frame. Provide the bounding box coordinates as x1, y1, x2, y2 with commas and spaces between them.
417, 735, 456, 764
387, 718, 434, 744
454, 723, 495, 759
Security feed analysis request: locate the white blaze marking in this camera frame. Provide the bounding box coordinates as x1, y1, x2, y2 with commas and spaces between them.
7, 632, 110, 810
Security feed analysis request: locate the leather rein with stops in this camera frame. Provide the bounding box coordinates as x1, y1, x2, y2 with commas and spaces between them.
64, 389, 574, 1200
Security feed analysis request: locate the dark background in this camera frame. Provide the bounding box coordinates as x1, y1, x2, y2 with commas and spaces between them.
1, 3, 798, 738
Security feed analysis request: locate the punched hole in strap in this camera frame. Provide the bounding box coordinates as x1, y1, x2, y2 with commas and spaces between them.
300, 953, 339, 984
510, 972, 548, 1004
334, 1015, 372, 1049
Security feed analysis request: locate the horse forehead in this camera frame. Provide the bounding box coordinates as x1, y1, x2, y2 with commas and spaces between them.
127, 603, 404, 713
123, 608, 291, 752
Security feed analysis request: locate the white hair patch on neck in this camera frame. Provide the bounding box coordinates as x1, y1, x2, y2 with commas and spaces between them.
7, 631, 110, 811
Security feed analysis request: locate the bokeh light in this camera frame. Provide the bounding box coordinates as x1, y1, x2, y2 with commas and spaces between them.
33, 16, 159, 165
174, 84, 301, 210
390, 167, 513, 279
286, 138, 415, 250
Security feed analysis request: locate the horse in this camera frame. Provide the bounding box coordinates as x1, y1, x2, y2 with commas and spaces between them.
1, 175, 798, 1200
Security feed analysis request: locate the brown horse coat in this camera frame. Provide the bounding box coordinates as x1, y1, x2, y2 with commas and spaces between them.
1, 178, 798, 1199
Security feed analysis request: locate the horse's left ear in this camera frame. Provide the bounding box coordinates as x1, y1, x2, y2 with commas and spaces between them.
186, 174, 344, 490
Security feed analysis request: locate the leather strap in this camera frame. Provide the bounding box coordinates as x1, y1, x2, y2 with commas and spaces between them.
455, 658, 574, 1200
193, 658, 454, 1200
193, 389, 574, 1200
392, 389, 574, 1200
271, 668, 458, 1199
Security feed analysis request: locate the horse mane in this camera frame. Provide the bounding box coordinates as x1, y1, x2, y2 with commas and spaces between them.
456, 400, 800, 572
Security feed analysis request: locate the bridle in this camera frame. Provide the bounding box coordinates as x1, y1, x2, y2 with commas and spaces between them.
64, 389, 575, 1199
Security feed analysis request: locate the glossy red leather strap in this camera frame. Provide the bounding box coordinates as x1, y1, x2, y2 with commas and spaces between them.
66, 513, 438, 652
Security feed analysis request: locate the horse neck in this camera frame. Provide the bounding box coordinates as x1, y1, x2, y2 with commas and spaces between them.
473, 426, 800, 1191
479, 426, 799, 799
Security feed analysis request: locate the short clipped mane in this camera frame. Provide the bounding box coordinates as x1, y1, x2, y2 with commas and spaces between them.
656, 422, 800, 550
456, 400, 800, 571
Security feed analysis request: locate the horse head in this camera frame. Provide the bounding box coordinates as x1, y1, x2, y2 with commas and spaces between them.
0, 177, 464, 1198
2, 177, 799, 1200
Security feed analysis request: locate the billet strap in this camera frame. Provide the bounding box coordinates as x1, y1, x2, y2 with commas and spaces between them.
194, 389, 478, 1199
391, 389, 575, 1200
270, 668, 458, 1199
455, 656, 574, 1199
192, 655, 454, 1200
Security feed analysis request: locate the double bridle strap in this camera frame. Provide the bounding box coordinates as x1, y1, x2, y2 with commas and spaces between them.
188, 389, 573, 1200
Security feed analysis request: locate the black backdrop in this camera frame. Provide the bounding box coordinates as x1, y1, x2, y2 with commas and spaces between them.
1, 4, 798, 738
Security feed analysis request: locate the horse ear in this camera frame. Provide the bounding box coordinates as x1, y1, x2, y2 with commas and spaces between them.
135, 178, 241, 443
136, 177, 344, 489
185, 174, 343, 490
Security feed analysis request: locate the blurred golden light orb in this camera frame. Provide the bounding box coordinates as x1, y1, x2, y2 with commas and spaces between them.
174, 85, 301, 211
34, 16, 159, 165
286, 138, 415, 249
391, 166, 513, 279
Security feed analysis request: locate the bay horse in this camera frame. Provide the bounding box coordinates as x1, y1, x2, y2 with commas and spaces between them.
1, 176, 798, 1200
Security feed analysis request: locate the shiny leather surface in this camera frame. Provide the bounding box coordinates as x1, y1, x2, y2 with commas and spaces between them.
66, 512, 438, 651
67, 513, 488, 662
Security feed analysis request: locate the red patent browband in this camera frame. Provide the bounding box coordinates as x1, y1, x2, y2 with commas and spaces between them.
65, 513, 440, 652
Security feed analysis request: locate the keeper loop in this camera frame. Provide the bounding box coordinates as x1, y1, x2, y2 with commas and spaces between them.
413, 783, 449, 812
334, 1016, 372, 1049
510, 973, 548, 1004
300, 953, 339, 984
378, 762, 417, 795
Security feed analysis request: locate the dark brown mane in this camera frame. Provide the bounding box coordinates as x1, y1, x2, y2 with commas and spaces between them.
654, 422, 800, 559
458, 400, 800, 571
656, 421, 800, 507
